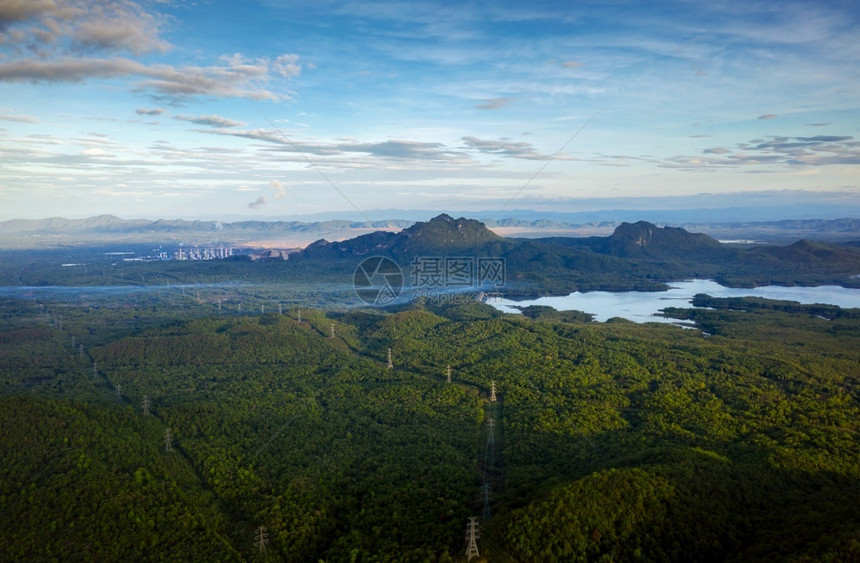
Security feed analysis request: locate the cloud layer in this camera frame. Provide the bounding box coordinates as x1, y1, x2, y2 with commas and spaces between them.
0, 1, 301, 102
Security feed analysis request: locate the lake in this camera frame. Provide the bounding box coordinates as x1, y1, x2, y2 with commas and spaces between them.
491, 280, 860, 325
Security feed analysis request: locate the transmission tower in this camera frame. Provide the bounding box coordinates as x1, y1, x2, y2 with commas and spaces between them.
482, 483, 492, 521
261, 305, 265, 314
142, 395, 150, 416
446, 365, 452, 383
297, 310, 302, 323
115, 383, 122, 402
279, 303, 282, 315
387, 348, 393, 369
330, 323, 335, 338
465, 516, 480, 561
164, 428, 173, 452
79, 344, 84, 358
254, 525, 269, 554
490, 381, 497, 402
93, 362, 98, 378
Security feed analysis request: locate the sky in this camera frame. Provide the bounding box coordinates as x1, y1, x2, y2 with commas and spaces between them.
0, 0, 858, 221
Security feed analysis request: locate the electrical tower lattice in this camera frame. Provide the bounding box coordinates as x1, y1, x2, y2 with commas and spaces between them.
465, 516, 480, 561
254, 525, 268, 554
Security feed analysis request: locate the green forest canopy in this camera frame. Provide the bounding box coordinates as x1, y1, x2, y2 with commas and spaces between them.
0, 294, 858, 562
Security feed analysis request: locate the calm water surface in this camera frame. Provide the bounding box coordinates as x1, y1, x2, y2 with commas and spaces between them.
492, 280, 860, 324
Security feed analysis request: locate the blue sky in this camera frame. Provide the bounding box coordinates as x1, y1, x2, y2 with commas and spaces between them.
0, 0, 858, 220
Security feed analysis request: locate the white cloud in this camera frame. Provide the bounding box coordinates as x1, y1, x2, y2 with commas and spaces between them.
273, 54, 301, 78
0, 0, 170, 56
0, 1, 302, 102
269, 179, 286, 198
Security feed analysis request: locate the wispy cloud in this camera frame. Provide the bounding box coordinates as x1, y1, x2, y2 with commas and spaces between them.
0, 55, 302, 102
664, 134, 860, 169
175, 114, 246, 128
201, 127, 473, 164
475, 97, 515, 110
758, 114, 778, 120
135, 108, 165, 116
461, 136, 559, 160
0, 110, 37, 123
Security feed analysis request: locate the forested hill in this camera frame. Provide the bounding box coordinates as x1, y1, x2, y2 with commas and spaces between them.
287, 214, 860, 292
300, 214, 502, 259
536, 220, 725, 258
1, 295, 858, 560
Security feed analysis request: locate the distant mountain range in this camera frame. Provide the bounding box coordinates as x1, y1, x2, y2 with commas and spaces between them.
1, 214, 858, 249
281, 214, 860, 293
0, 215, 412, 235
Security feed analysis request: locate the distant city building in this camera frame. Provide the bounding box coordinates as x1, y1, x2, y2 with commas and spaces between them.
172, 247, 234, 260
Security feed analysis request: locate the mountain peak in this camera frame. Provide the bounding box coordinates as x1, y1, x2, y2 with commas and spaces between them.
400, 214, 501, 251
612, 221, 660, 247
428, 213, 455, 223
295, 214, 501, 259
606, 221, 722, 256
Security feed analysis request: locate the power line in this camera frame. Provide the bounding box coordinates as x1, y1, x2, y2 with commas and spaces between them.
254, 106, 370, 222
481, 483, 492, 521
492, 110, 601, 221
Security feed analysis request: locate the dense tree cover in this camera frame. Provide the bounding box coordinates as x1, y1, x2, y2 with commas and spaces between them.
1, 293, 858, 561
0, 396, 241, 561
